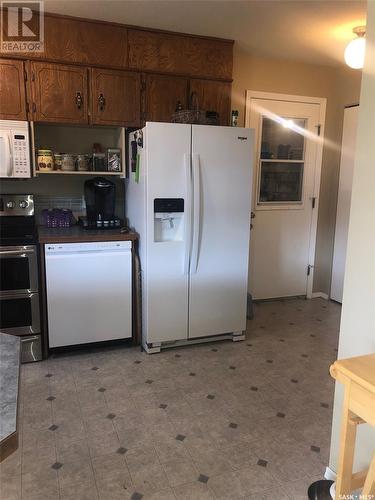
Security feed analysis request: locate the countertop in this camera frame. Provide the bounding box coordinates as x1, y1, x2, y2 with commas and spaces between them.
0, 333, 20, 444
38, 226, 139, 244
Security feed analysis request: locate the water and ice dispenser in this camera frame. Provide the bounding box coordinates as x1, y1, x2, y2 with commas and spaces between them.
154, 198, 184, 242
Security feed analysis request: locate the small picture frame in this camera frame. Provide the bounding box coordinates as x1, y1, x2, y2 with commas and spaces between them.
107, 148, 121, 172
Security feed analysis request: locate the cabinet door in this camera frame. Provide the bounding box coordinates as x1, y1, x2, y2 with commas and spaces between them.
31, 62, 88, 124
0, 59, 27, 120
128, 29, 233, 80
189, 79, 231, 126
90, 68, 141, 127
44, 15, 128, 68
144, 74, 188, 123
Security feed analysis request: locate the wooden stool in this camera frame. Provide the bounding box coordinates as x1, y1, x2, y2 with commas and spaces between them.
330, 354, 375, 498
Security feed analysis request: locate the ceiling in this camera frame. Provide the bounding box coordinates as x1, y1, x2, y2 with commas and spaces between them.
43, 0, 367, 67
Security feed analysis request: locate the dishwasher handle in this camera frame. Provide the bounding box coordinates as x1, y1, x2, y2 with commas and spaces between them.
45, 241, 132, 255
45, 249, 131, 259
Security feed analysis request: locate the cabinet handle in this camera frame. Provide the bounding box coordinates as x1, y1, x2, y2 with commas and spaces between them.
98, 93, 106, 111
32, 103, 36, 113
76, 92, 83, 110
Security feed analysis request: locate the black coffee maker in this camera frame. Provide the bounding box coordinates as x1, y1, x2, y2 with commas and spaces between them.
80, 177, 122, 229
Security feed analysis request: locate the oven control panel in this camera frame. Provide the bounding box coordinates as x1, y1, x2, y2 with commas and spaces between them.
0, 194, 34, 216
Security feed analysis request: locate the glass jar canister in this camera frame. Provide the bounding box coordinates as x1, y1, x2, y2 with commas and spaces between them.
76, 154, 89, 171
61, 154, 76, 171
54, 153, 63, 170
37, 150, 54, 171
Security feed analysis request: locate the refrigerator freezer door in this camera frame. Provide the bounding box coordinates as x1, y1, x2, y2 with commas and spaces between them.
189, 125, 253, 338
145, 122, 191, 344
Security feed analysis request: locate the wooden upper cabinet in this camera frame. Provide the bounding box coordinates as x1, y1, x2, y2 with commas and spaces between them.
3, 14, 234, 82
189, 79, 231, 126
43, 15, 128, 68
90, 68, 141, 127
128, 29, 233, 80
31, 62, 88, 124
0, 59, 27, 120
144, 74, 188, 123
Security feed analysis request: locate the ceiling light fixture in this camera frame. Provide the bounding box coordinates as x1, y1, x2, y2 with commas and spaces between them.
344, 26, 366, 69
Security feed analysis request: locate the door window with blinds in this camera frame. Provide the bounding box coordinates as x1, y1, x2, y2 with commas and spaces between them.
257, 116, 306, 206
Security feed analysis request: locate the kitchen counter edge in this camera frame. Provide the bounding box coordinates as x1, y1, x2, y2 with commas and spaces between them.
38, 227, 139, 244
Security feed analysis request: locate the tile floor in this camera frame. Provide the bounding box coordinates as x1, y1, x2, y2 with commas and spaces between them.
0, 298, 341, 500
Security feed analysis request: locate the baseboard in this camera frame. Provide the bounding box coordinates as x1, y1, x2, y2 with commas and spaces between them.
324, 466, 336, 481
311, 292, 329, 300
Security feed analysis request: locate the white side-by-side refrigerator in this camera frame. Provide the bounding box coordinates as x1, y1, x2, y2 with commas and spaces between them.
126, 122, 253, 353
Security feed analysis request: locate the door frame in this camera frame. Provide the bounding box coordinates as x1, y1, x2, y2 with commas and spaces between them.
245, 90, 327, 299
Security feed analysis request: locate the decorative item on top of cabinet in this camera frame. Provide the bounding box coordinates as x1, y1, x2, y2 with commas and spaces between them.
171, 91, 219, 125
90, 68, 141, 127
0, 59, 27, 120
30, 62, 88, 124
43, 14, 128, 68
189, 79, 231, 126
143, 74, 188, 123
128, 29, 233, 81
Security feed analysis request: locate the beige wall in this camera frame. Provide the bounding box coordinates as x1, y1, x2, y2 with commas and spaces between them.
329, 0, 375, 473
232, 48, 362, 294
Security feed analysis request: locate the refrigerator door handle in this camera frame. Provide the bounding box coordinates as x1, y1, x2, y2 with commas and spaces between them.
190, 153, 201, 274
183, 153, 192, 275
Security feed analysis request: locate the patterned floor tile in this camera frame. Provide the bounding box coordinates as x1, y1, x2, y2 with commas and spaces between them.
0, 298, 340, 500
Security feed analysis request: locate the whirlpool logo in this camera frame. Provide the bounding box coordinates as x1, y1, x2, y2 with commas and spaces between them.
237, 136, 248, 141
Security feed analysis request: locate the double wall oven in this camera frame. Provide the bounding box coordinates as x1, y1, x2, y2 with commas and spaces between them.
0, 195, 42, 362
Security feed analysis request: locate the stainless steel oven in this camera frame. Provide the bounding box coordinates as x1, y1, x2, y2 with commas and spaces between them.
0, 245, 38, 294
0, 292, 40, 336
0, 195, 42, 362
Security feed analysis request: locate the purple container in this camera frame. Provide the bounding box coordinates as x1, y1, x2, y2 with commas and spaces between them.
41, 208, 74, 228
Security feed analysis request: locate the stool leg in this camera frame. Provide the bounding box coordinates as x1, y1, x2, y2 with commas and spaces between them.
335, 402, 357, 498
362, 453, 375, 496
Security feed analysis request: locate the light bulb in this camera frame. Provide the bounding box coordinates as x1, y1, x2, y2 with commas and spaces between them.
344, 36, 366, 69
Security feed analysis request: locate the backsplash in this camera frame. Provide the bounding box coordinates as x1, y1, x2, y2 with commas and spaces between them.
0, 175, 125, 224
34, 194, 125, 225
34, 195, 86, 223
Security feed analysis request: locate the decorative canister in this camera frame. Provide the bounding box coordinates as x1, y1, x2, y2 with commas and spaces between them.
76, 154, 89, 171
92, 153, 106, 172
54, 153, 63, 170
37, 150, 54, 171
61, 153, 76, 171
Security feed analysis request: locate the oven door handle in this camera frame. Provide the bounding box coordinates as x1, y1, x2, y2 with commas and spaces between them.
0, 249, 35, 256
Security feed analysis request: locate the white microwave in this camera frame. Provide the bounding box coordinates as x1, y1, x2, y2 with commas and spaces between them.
0, 120, 31, 178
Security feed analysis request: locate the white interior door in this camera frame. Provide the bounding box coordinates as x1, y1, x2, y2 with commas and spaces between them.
247, 96, 322, 299
189, 125, 253, 338
331, 106, 359, 303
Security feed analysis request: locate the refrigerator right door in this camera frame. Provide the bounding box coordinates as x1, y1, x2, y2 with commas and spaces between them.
189, 125, 253, 338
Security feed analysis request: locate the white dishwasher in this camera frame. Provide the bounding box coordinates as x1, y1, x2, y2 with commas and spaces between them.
45, 241, 132, 348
